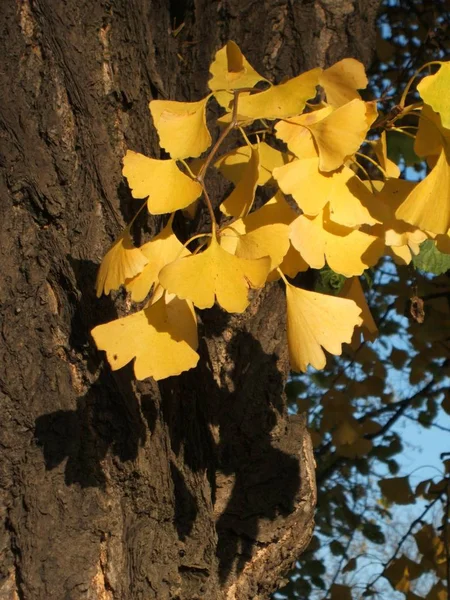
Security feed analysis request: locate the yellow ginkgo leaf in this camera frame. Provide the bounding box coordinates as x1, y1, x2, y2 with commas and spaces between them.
414, 104, 450, 157
290, 210, 384, 277
305, 99, 373, 171
277, 244, 309, 279
149, 97, 211, 159
159, 235, 270, 313
340, 277, 378, 342
226, 222, 290, 271
395, 147, 450, 234
96, 229, 148, 297
215, 141, 287, 186
373, 132, 401, 178
125, 217, 189, 302
417, 63, 450, 130
122, 151, 202, 214
91, 295, 199, 381
273, 157, 380, 226
371, 179, 427, 264
208, 41, 266, 108
285, 281, 362, 372
274, 106, 333, 158
319, 58, 368, 107
237, 67, 321, 120
220, 145, 260, 217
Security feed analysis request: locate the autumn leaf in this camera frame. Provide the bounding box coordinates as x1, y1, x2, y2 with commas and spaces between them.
373, 131, 401, 178
305, 99, 373, 171
122, 150, 202, 214
273, 157, 380, 227
96, 228, 148, 297
395, 146, 450, 234
414, 104, 450, 158
159, 234, 270, 313
290, 209, 384, 277
220, 144, 260, 217
417, 62, 450, 129
125, 217, 189, 302
274, 106, 333, 159
91, 294, 199, 381
237, 67, 321, 120
208, 40, 266, 108
215, 141, 287, 186
285, 281, 362, 372
340, 277, 378, 342
149, 97, 212, 159
320, 58, 368, 107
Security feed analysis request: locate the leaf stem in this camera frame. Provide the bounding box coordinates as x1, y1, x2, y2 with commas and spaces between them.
399, 61, 443, 108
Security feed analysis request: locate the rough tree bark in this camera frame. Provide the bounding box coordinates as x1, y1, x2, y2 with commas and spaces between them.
0, 1, 380, 598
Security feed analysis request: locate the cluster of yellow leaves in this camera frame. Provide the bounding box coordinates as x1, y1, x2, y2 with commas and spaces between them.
91, 43, 450, 382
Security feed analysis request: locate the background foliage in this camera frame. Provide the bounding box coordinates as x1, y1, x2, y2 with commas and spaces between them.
277, 1, 450, 598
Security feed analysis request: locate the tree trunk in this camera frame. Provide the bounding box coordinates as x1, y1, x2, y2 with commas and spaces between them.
0, 1, 380, 598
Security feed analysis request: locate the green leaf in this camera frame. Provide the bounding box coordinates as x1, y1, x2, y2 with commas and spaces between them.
315, 266, 347, 295
386, 130, 421, 166
412, 239, 450, 275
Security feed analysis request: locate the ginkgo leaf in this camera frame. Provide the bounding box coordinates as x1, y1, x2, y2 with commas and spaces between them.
220, 145, 260, 217
417, 62, 450, 129
122, 151, 202, 214
91, 295, 199, 381
215, 141, 287, 186
208, 41, 266, 108
333, 419, 360, 445
290, 210, 384, 277
330, 584, 352, 600
340, 277, 378, 342
273, 157, 380, 226
274, 106, 333, 158
320, 58, 368, 107
285, 281, 362, 372
149, 97, 211, 159
278, 244, 309, 279
414, 104, 450, 161
237, 67, 321, 120
96, 229, 148, 297
373, 132, 401, 178
159, 234, 270, 313
395, 146, 450, 234
371, 178, 427, 264
223, 222, 290, 270
125, 217, 189, 302
305, 99, 373, 171
383, 556, 421, 590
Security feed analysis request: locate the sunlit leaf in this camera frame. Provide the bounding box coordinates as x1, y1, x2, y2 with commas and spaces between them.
320, 58, 368, 107
159, 235, 270, 313
215, 141, 287, 186
395, 147, 450, 234
412, 239, 450, 275
290, 209, 384, 277
306, 99, 373, 171
417, 62, 450, 129
237, 67, 321, 120
91, 294, 199, 381
96, 229, 148, 297
273, 157, 380, 226
220, 145, 260, 217
149, 97, 211, 159
122, 151, 202, 214
125, 217, 189, 302
208, 40, 266, 108
415, 104, 450, 157
274, 106, 332, 159
373, 132, 401, 178
340, 277, 378, 342
285, 281, 362, 372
